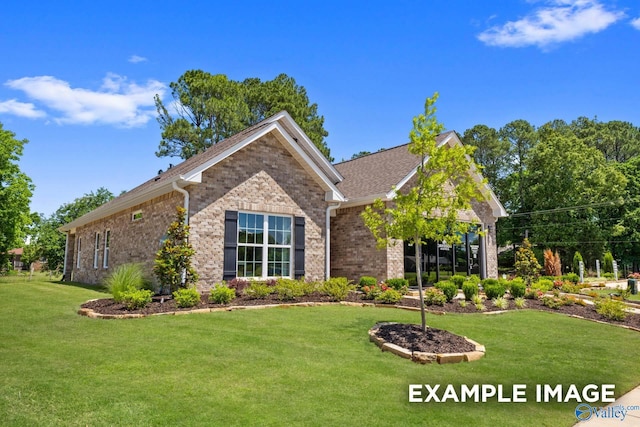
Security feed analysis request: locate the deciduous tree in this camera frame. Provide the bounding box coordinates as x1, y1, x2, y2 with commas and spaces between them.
362, 93, 486, 332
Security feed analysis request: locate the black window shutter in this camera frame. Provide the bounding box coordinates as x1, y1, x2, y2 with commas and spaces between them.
294, 216, 305, 279
223, 211, 238, 281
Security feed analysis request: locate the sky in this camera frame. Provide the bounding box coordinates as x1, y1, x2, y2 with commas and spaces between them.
1, 0, 640, 217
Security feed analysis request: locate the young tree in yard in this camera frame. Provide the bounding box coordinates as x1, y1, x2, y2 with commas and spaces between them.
154, 207, 198, 294
514, 238, 541, 284
362, 93, 486, 332
0, 123, 33, 269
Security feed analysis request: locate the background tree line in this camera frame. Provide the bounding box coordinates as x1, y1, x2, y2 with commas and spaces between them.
460, 117, 640, 273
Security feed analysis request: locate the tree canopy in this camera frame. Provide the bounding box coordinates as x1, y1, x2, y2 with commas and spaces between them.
155, 70, 331, 161
0, 122, 33, 268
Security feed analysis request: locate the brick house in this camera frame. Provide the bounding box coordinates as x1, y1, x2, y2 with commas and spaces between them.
60, 111, 506, 290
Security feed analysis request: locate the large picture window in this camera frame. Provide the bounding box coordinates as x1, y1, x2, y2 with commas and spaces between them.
237, 212, 292, 278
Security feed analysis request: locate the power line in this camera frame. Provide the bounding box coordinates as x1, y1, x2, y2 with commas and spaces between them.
507, 201, 622, 218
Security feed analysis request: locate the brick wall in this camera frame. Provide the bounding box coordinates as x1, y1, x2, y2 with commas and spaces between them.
186, 133, 327, 288
67, 192, 184, 286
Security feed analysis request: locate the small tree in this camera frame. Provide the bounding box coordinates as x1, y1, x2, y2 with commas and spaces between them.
154, 207, 198, 294
543, 248, 561, 276
514, 239, 541, 284
362, 93, 486, 332
603, 251, 614, 274
572, 251, 583, 274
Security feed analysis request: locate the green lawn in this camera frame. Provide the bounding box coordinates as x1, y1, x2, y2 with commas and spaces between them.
1, 275, 639, 426
583, 286, 640, 302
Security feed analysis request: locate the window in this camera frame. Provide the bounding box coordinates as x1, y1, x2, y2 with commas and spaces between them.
93, 232, 101, 269
103, 230, 110, 268
76, 237, 82, 269
132, 210, 143, 221
237, 212, 292, 278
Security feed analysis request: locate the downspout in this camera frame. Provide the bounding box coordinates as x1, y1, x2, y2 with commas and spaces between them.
172, 181, 190, 222
62, 232, 69, 281
325, 203, 341, 280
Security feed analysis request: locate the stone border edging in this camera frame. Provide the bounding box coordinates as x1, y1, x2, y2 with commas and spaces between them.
368, 322, 486, 364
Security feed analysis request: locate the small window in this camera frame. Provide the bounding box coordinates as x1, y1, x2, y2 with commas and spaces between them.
103, 230, 111, 268
76, 236, 82, 269
132, 210, 143, 221
93, 232, 101, 269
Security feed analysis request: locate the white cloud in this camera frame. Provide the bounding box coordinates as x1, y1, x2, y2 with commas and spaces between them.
0, 99, 46, 119
477, 0, 625, 49
632, 17, 640, 30
128, 55, 148, 63
5, 74, 165, 127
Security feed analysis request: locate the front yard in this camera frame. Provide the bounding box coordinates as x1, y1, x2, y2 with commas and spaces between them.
1, 275, 639, 426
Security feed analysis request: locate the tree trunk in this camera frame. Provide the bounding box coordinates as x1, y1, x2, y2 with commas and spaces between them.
415, 235, 427, 333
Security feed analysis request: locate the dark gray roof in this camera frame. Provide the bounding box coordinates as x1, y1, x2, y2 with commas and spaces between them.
334, 131, 455, 200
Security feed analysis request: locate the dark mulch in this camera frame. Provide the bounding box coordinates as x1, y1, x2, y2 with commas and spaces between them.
81, 291, 365, 315
374, 323, 476, 353
398, 297, 640, 330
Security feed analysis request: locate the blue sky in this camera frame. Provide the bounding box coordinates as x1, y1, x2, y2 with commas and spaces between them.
1, 0, 640, 216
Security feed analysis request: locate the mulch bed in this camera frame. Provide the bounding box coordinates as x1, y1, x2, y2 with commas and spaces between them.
399, 297, 640, 330
374, 323, 476, 353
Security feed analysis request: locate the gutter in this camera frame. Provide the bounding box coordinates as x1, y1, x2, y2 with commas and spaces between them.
172, 181, 190, 222
325, 202, 341, 280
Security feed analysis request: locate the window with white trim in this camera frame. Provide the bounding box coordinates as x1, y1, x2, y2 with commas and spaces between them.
93, 232, 101, 269
237, 212, 292, 278
103, 230, 110, 268
132, 210, 143, 221
76, 236, 82, 269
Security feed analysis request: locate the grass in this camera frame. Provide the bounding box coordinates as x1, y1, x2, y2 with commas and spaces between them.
1, 275, 640, 426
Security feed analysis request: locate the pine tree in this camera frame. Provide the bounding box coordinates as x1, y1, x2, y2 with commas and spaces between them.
515, 238, 541, 284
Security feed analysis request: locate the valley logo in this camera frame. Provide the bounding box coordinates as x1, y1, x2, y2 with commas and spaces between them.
575, 403, 640, 422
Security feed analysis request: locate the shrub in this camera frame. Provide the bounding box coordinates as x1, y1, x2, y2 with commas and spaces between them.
484, 283, 506, 300
541, 295, 562, 309
274, 278, 306, 301
209, 284, 236, 305
121, 288, 153, 310
358, 276, 377, 289
172, 287, 201, 308
424, 288, 447, 306
462, 281, 479, 301
435, 281, 457, 302
543, 249, 562, 276
361, 284, 382, 300
603, 272, 614, 279
603, 251, 614, 274
450, 275, 466, 289
532, 279, 554, 292
524, 288, 543, 300
385, 278, 409, 293
514, 297, 527, 309
104, 263, 150, 303
243, 282, 273, 299
514, 238, 542, 284
594, 298, 628, 321
475, 302, 487, 311
321, 277, 355, 301
467, 275, 481, 285
374, 289, 402, 304
563, 273, 579, 284
509, 281, 526, 298
471, 294, 484, 305
482, 278, 499, 287
492, 297, 509, 309
572, 251, 583, 274
458, 300, 467, 308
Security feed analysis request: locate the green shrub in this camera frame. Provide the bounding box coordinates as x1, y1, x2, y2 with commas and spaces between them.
471, 294, 484, 305
209, 284, 236, 305
450, 275, 466, 289
358, 276, 377, 289
385, 278, 409, 293
173, 287, 201, 308
514, 297, 527, 308
603, 251, 614, 274
595, 298, 628, 321
524, 288, 543, 299
321, 277, 355, 301
361, 284, 382, 300
104, 263, 150, 303
492, 297, 509, 309
121, 288, 153, 310
458, 300, 467, 308
374, 289, 402, 304
482, 278, 499, 287
274, 278, 306, 301
243, 282, 273, 299
467, 275, 481, 285
603, 272, 614, 279
563, 273, 580, 284
435, 281, 457, 302
462, 281, 479, 301
424, 288, 447, 306
572, 251, 583, 274
509, 281, 526, 298
532, 279, 554, 292
474, 302, 487, 311
484, 283, 506, 300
